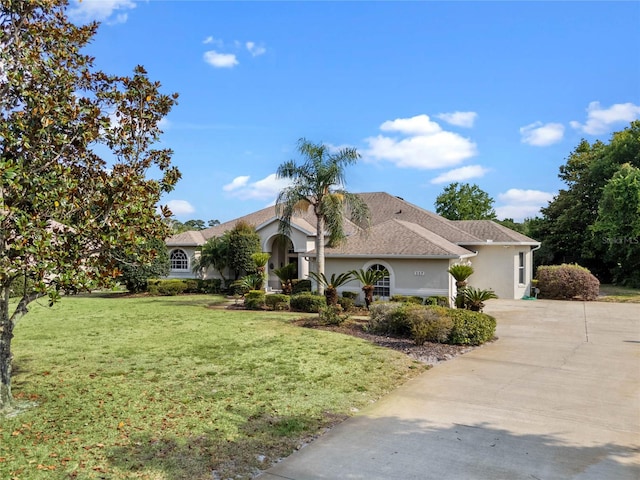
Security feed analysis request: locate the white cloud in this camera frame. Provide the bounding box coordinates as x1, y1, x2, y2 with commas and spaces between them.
495, 188, 555, 221
570, 101, 640, 135
430, 165, 489, 184
520, 122, 565, 146
246, 41, 266, 57
223, 174, 291, 201
67, 0, 136, 24
166, 199, 195, 216
203, 50, 239, 68
364, 114, 477, 169
223, 175, 250, 192
436, 111, 477, 128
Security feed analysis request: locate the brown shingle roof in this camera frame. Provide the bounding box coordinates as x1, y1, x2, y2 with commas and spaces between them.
454, 220, 540, 244
324, 219, 474, 258
165, 230, 206, 247
165, 192, 537, 256
355, 192, 481, 243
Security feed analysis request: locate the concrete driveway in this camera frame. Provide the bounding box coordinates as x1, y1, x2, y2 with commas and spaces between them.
257, 299, 640, 479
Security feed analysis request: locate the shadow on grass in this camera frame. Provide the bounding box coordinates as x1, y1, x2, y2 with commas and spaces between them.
105, 411, 344, 480
105, 414, 640, 480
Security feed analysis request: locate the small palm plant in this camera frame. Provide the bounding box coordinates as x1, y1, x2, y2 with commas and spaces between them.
308, 271, 353, 306
463, 287, 498, 312
273, 262, 297, 294
448, 262, 474, 288
250, 252, 271, 290
233, 274, 264, 294
350, 268, 389, 309
448, 262, 474, 308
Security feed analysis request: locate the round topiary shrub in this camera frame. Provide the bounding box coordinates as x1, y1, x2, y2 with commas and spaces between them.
408, 306, 453, 345
244, 290, 266, 310
265, 293, 290, 310
446, 309, 496, 345
536, 264, 600, 300
290, 292, 326, 313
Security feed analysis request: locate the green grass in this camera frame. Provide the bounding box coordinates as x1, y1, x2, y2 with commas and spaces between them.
1, 294, 425, 479
598, 284, 640, 303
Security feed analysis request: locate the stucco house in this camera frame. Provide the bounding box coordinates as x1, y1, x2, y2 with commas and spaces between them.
165, 192, 540, 301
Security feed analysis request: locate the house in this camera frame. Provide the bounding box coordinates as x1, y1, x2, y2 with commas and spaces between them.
165, 192, 540, 301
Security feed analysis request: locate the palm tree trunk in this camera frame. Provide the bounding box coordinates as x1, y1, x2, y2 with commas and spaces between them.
316, 214, 325, 296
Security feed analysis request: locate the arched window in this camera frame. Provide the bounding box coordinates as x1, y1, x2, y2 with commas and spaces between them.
170, 249, 188, 270
369, 264, 390, 297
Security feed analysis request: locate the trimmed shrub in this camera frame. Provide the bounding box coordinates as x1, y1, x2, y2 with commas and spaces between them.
244, 290, 266, 310
536, 264, 600, 300
319, 304, 347, 325
291, 279, 312, 294
337, 296, 355, 312
148, 279, 187, 296
368, 303, 423, 336
184, 279, 200, 293
426, 296, 449, 307
446, 309, 496, 345
198, 278, 222, 294
390, 295, 424, 305
290, 292, 326, 313
409, 306, 453, 345
265, 294, 290, 310
341, 291, 358, 300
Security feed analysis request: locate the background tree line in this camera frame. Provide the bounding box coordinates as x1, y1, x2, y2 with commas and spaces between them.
435, 121, 640, 287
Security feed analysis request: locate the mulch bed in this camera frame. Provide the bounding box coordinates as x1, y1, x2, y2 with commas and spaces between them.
290, 316, 476, 366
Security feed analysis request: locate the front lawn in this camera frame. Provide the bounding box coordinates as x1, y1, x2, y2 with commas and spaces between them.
598, 284, 640, 303
1, 294, 425, 479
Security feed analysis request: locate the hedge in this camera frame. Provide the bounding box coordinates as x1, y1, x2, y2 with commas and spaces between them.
290, 292, 326, 313
536, 264, 600, 300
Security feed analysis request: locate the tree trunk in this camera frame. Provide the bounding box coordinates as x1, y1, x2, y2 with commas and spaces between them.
325, 287, 338, 306
316, 215, 325, 296
362, 285, 374, 309
0, 286, 14, 410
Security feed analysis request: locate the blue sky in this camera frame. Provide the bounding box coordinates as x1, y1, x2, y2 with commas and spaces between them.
68, 0, 640, 223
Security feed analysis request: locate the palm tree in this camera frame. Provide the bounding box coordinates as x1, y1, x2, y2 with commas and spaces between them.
448, 262, 474, 308
308, 271, 354, 306
192, 234, 229, 287
350, 268, 389, 309
276, 138, 370, 295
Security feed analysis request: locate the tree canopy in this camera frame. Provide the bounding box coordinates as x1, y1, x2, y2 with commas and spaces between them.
531, 121, 640, 284
275, 138, 370, 295
0, 0, 180, 410
434, 182, 497, 221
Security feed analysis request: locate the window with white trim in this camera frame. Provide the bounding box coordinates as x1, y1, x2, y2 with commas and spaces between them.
170, 249, 189, 270
369, 264, 390, 297
518, 252, 525, 284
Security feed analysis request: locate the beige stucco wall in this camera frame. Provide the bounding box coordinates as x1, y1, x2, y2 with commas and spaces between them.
466, 245, 533, 299
260, 221, 314, 290
324, 257, 451, 303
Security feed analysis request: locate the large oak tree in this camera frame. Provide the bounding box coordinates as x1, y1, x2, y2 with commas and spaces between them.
0, 0, 180, 410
